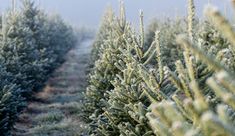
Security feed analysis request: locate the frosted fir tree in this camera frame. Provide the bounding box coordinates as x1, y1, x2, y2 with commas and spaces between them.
144, 17, 187, 70
82, 6, 119, 134
83, 0, 235, 135
0, 4, 40, 94
103, 29, 173, 135
19, 0, 48, 90
44, 14, 77, 67
91, 6, 115, 62
84, 4, 175, 134
0, 1, 77, 135
0, 0, 66, 93
147, 1, 235, 135
0, 63, 25, 135
82, 2, 146, 135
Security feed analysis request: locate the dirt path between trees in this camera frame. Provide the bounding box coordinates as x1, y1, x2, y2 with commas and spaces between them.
12, 40, 92, 136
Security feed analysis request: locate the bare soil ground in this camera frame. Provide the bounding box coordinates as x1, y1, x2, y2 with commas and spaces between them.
12, 40, 92, 136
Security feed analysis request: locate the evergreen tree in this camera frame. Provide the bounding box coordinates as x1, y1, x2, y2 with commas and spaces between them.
90, 6, 115, 62
0, 3, 41, 94
147, 1, 235, 135
83, 4, 174, 135
0, 65, 25, 135
83, 0, 235, 135
0, 1, 77, 134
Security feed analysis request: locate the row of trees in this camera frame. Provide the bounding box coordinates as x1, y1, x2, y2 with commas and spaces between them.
82, 0, 235, 135
0, 1, 77, 135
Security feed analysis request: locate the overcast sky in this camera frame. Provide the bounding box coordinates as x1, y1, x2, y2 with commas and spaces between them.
0, 0, 233, 28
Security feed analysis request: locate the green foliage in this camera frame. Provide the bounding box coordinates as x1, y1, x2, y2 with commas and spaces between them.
83, 0, 235, 136
82, 5, 122, 127
90, 7, 115, 62
0, 65, 25, 135
83, 3, 174, 135
145, 18, 186, 69
0, 0, 77, 135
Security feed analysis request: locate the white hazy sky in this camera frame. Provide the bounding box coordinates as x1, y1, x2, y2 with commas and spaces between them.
0, 0, 233, 28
